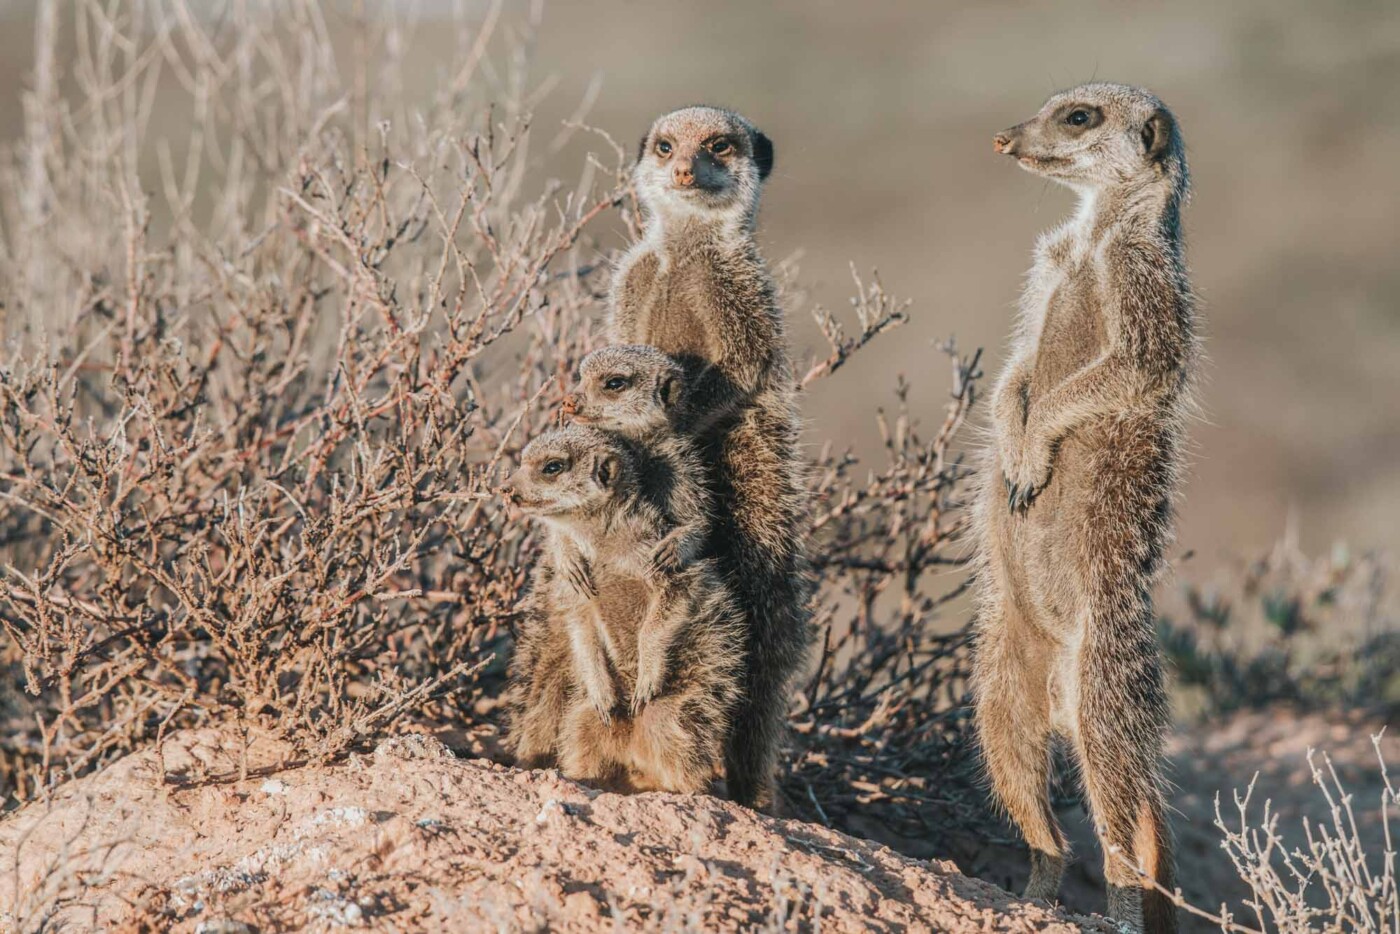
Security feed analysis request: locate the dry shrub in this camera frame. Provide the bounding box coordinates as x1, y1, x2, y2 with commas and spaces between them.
0, 0, 627, 802
0, 0, 988, 850
1161, 527, 1400, 717
1111, 736, 1399, 934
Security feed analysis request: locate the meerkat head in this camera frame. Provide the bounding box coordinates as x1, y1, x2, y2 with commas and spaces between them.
634, 105, 774, 222
562, 345, 687, 437
993, 83, 1184, 190
501, 426, 633, 524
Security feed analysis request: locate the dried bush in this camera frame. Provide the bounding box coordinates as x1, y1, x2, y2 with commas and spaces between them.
1161, 528, 1400, 717
1110, 735, 1399, 934
0, 0, 988, 851
0, 0, 626, 803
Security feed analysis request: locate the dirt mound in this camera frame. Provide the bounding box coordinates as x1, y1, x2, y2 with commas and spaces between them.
0, 727, 1110, 932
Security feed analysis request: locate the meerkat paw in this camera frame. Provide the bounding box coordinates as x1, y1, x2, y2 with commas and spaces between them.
630, 658, 666, 717
1002, 446, 1053, 515
584, 681, 618, 726
562, 555, 597, 599
648, 537, 683, 579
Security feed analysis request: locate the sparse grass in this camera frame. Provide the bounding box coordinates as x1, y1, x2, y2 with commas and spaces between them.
1162, 529, 1400, 718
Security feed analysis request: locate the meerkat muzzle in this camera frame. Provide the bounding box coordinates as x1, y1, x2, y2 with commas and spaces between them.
994, 132, 1018, 155
560, 394, 579, 416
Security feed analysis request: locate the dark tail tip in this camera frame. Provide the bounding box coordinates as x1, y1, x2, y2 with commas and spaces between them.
1142, 887, 1179, 934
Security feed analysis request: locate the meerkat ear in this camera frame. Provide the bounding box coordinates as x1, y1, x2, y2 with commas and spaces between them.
592, 451, 621, 490
657, 372, 681, 410
1142, 109, 1174, 163
750, 129, 774, 180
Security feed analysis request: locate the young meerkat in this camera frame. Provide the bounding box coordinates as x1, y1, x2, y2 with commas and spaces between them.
609, 106, 814, 812
502, 425, 742, 794
563, 344, 710, 584
974, 83, 1195, 934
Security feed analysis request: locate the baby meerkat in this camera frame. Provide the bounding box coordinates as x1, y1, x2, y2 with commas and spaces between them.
563, 344, 709, 581
609, 106, 813, 812
974, 84, 1195, 934
503, 425, 742, 794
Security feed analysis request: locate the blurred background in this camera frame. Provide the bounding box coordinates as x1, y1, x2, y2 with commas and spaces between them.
2, 0, 1398, 561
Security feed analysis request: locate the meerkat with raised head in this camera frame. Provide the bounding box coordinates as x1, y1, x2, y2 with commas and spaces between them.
502, 425, 742, 794
973, 83, 1195, 934
610, 106, 814, 812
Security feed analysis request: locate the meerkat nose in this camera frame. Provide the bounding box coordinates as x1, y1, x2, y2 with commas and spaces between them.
993, 132, 1017, 154
672, 163, 695, 187
496, 484, 517, 503
560, 394, 579, 416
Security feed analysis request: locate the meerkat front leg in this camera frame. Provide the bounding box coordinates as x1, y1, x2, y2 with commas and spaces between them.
647, 521, 706, 578
555, 544, 616, 722
569, 609, 617, 725
993, 363, 1034, 505
1006, 357, 1140, 513
631, 584, 688, 716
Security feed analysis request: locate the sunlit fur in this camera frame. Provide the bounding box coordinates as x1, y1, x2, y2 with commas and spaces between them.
974, 83, 1195, 934
504, 423, 742, 795
610, 106, 813, 813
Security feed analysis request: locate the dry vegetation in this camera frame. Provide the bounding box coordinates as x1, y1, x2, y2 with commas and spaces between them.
1163, 530, 1400, 718
0, 3, 1395, 933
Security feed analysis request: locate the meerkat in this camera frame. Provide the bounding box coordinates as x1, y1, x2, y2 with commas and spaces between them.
972, 83, 1195, 934
502, 425, 742, 794
608, 106, 814, 812
563, 344, 710, 584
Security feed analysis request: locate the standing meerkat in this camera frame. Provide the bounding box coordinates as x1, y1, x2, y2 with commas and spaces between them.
974, 83, 1195, 934
502, 425, 742, 794
609, 106, 813, 812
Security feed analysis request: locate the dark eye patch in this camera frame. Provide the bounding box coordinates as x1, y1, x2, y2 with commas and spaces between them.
541, 459, 567, 476
604, 375, 629, 392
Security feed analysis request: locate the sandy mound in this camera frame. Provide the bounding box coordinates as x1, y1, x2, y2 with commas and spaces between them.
0, 727, 1111, 932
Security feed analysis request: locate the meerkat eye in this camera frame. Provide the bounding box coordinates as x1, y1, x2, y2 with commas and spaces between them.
709, 138, 732, 155
603, 376, 629, 392
541, 459, 567, 476
655, 139, 673, 157
1066, 109, 1092, 127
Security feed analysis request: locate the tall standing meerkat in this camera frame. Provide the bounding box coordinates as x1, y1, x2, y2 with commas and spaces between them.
608, 106, 814, 812
502, 425, 742, 794
974, 83, 1195, 934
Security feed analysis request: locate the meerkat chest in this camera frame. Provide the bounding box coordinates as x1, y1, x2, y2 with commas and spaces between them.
591, 570, 655, 665
1028, 256, 1107, 393
643, 253, 728, 363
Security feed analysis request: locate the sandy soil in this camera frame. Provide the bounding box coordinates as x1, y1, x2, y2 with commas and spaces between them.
2, 708, 1390, 932
0, 728, 1111, 933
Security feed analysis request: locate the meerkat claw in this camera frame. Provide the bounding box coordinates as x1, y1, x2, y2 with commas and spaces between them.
649, 539, 681, 578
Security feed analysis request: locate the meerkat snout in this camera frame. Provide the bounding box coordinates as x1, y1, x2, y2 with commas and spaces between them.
993, 130, 1018, 154
671, 160, 696, 189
